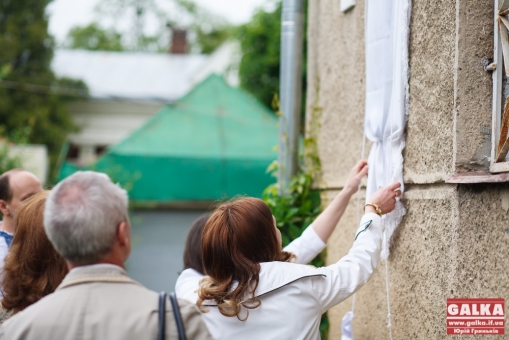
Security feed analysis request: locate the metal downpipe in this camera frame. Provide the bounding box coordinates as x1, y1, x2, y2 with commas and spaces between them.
278, 0, 304, 195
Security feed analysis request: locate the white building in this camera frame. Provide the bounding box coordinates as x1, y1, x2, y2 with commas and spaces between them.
51, 41, 240, 165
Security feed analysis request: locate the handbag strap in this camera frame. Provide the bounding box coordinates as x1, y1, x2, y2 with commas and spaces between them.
157, 292, 167, 340
169, 292, 187, 340
157, 292, 187, 340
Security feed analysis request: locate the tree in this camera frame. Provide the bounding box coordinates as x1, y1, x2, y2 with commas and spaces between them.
174, 0, 233, 54
195, 25, 234, 54
0, 0, 86, 175
95, 0, 169, 52
66, 23, 123, 51
238, 1, 307, 120
66, 0, 234, 53
238, 4, 282, 110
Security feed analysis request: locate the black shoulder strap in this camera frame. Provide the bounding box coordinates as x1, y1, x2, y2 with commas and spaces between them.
157, 292, 167, 340
169, 292, 187, 340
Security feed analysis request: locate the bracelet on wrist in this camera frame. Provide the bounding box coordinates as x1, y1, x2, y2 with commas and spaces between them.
365, 203, 383, 217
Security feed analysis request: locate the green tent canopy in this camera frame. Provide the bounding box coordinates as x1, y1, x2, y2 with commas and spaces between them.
59, 75, 278, 205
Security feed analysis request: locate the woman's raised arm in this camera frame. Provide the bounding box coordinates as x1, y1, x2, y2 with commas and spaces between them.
311, 160, 369, 243
284, 160, 369, 264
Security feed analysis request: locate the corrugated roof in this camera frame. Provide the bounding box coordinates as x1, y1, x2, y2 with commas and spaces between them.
112, 74, 278, 159
51, 49, 208, 102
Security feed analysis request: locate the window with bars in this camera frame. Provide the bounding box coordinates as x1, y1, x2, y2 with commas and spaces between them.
446, 0, 509, 183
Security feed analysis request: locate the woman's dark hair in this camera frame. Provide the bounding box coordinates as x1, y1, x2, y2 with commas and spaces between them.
183, 213, 211, 274
197, 197, 294, 320
1, 191, 68, 313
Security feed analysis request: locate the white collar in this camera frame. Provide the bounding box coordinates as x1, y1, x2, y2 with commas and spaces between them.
203, 261, 325, 306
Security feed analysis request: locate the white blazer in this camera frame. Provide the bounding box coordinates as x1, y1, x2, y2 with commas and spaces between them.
176, 213, 383, 340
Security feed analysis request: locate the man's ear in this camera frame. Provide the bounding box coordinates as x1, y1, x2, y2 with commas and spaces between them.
0, 200, 9, 217
116, 221, 130, 248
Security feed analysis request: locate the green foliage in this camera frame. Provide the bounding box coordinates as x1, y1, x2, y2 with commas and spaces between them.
319, 314, 330, 340
85, 0, 234, 53
0, 126, 29, 175
238, 0, 308, 119
66, 23, 123, 51
238, 3, 282, 110
0, 0, 86, 176
95, 0, 168, 52
0, 144, 22, 175
195, 25, 234, 54
263, 168, 323, 264
0, 64, 11, 80
173, 0, 234, 54
138, 35, 168, 52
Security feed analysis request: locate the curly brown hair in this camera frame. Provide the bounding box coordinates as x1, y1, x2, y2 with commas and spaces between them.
1, 191, 68, 313
197, 197, 294, 320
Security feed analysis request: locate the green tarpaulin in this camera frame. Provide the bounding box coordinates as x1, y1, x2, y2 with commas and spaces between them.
58, 75, 278, 205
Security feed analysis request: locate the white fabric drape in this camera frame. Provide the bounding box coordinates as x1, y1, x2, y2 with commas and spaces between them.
341, 2, 411, 339
364, 0, 411, 260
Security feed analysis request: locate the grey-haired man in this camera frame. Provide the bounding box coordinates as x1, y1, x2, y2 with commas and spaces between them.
0, 171, 212, 340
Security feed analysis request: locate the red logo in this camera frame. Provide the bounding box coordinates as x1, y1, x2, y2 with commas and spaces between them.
447, 298, 505, 335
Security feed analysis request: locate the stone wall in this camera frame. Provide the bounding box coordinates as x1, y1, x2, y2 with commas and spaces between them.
306, 0, 509, 338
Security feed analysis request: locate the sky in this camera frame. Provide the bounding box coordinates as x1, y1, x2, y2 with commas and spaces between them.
46, 0, 274, 45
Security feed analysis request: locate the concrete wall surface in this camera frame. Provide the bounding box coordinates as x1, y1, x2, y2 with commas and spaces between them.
306, 0, 509, 338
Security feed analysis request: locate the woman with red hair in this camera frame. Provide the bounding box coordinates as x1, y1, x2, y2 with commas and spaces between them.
178, 161, 401, 339
176, 161, 371, 299
0, 191, 68, 323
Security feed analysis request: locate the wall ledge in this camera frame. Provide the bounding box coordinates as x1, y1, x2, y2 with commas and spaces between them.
445, 171, 509, 184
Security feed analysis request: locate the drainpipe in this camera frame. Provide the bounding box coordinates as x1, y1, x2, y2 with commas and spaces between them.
278, 0, 304, 195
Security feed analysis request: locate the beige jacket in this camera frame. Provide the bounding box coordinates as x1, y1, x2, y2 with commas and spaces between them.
0, 264, 212, 340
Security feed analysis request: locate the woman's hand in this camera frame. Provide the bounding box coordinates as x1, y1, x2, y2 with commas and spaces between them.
365, 182, 402, 215
344, 160, 369, 195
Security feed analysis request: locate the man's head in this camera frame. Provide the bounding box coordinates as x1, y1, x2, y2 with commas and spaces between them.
44, 171, 130, 267
0, 169, 43, 221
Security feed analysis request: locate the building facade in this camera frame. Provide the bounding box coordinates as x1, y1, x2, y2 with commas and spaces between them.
306, 0, 509, 338
51, 42, 240, 166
